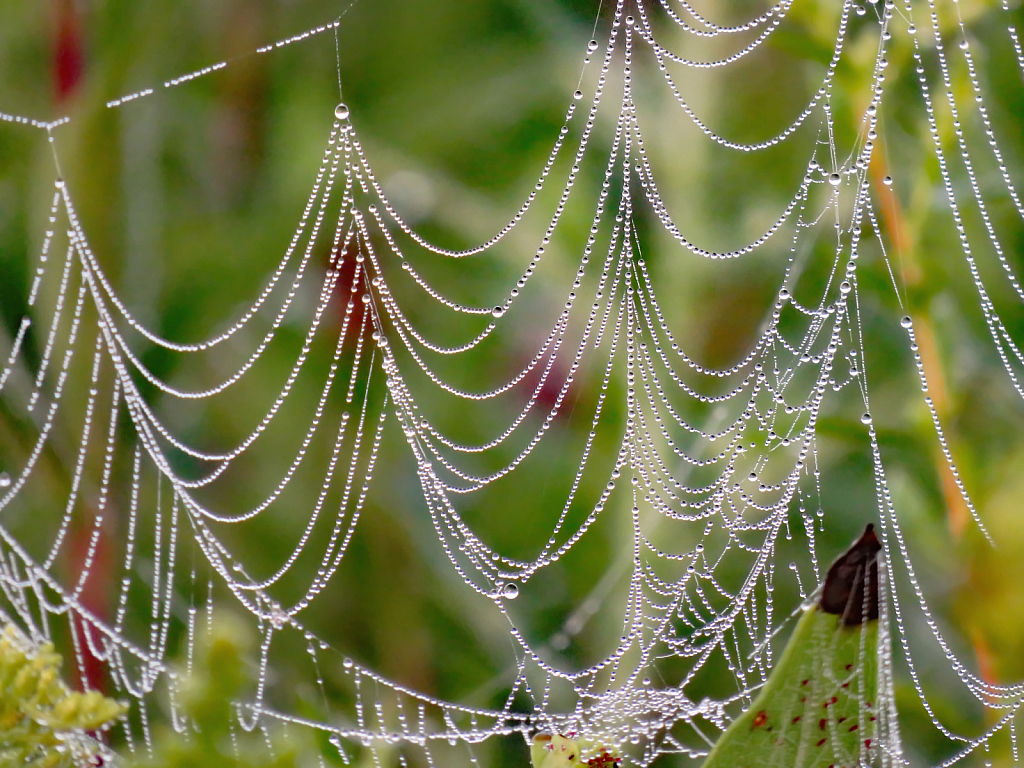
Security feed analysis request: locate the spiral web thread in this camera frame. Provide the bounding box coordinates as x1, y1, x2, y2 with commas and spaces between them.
0, 0, 1022, 764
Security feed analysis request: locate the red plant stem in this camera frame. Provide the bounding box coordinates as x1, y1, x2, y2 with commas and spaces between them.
871, 146, 970, 536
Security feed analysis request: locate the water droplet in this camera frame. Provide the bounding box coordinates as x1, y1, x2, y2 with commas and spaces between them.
828, 173, 842, 186
334, 103, 350, 120
588, 39, 599, 53
574, 89, 583, 100
270, 605, 287, 629
502, 582, 520, 599
959, 39, 969, 50
883, 175, 893, 186
343, 657, 354, 669
840, 281, 852, 294
0, 472, 9, 488
779, 288, 790, 300
492, 306, 505, 318
748, 472, 758, 481
861, 413, 873, 425
900, 315, 913, 328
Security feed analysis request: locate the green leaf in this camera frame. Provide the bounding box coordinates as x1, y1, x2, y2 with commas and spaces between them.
702, 526, 882, 768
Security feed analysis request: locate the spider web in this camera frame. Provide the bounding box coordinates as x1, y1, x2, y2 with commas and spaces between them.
0, 0, 1023, 764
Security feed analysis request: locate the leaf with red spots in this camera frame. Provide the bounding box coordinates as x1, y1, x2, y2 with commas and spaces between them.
702, 526, 882, 768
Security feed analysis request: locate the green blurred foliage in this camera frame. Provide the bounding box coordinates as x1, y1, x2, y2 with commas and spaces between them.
129, 613, 320, 768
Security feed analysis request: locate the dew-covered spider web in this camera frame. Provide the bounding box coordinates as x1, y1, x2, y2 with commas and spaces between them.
1, 0, 1023, 764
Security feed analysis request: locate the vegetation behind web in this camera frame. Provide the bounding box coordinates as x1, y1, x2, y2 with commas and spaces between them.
0, 0, 1022, 765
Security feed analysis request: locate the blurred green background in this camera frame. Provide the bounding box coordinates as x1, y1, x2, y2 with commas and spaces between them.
1, 0, 1024, 765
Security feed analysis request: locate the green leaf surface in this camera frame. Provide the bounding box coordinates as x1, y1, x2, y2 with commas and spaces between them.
703, 525, 882, 768
702, 606, 878, 768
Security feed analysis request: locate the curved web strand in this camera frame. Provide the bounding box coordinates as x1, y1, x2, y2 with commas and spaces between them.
62, 121, 355, 355
656, 0, 790, 36
637, 0, 797, 68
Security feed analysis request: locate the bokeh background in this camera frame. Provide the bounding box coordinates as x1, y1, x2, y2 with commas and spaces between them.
1, 0, 1023, 765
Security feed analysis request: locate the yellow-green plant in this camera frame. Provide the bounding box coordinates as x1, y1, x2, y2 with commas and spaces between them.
0, 624, 126, 767
530, 733, 621, 767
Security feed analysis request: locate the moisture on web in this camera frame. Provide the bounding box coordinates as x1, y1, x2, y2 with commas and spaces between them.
0, 0, 1022, 765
